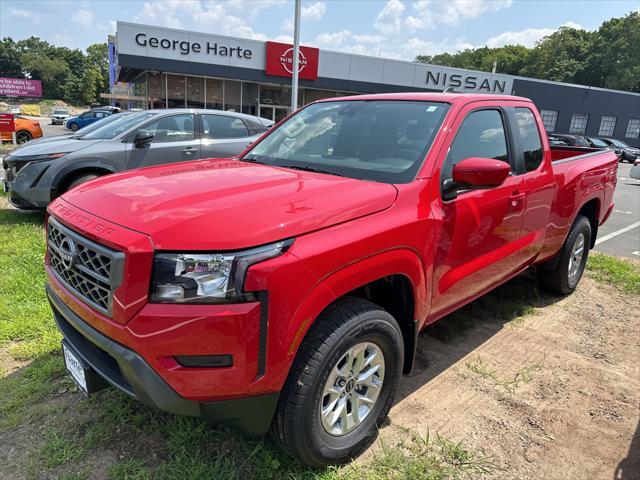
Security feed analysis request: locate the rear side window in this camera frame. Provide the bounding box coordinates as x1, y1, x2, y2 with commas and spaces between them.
442, 109, 509, 185
515, 108, 543, 172
202, 115, 249, 139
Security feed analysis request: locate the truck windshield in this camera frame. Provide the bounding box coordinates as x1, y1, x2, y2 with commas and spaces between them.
81, 111, 159, 140
243, 100, 450, 183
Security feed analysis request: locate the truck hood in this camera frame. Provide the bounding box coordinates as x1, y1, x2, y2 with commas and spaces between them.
61, 158, 398, 250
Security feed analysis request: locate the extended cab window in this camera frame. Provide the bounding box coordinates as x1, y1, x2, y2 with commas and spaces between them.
142, 114, 195, 143
243, 100, 450, 183
441, 109, 509, 188
202, 115, 249, 139
515, 108, 543, 171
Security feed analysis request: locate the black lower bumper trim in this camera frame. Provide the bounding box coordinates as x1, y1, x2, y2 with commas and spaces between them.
47, 283, 279, 435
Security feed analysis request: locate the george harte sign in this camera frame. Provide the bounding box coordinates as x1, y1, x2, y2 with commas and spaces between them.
0, 114, 16, 133
265, 42, 319, 80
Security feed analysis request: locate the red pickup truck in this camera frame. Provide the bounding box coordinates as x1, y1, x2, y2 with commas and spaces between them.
45, 93, 617, 467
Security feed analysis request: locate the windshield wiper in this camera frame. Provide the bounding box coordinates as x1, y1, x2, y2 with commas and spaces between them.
241, 154, 271, 164
278, 164, 345, 177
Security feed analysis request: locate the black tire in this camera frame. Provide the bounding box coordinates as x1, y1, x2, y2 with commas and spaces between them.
537, 215, 591, 295
69, 123, 79, 131
271, 297, 404, 467
16, 130, 32, 144
66, 173, 100, 192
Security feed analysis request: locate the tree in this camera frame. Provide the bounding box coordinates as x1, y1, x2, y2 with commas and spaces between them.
85, 43, 110, 99
0, 38, 23, 78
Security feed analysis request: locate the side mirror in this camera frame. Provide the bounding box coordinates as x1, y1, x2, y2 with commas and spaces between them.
444, 157, 510, 199
134, 130, 154, 147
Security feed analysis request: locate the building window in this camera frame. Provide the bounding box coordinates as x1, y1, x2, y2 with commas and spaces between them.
147, 72, 166, 109
186, 76, 204, 108
224, 80, 241, 112
206, 79, 223, 110
242, 82, 259, 116
625, 118, 640, 139
569, 113, 589, 134
598, 115, 617, 137
539, 109, 558, 133
166, 74, 186, 108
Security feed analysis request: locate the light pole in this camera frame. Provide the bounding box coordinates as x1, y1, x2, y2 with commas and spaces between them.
291, 0, 301, 112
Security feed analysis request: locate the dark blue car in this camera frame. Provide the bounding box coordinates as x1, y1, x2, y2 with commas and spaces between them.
65, 109, 114, 131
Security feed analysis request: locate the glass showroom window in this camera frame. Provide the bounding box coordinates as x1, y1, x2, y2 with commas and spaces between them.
625, 118, 640, 139
539, 109, 558, 132
225, 80, 241, 112
187, 76, 204, 108
598, 115, 617, 137
147, 72, 166, 109
206, 79, 223, 110
167, 75, 186, 108
569, 113, 589, 134
242, 82, 259, 116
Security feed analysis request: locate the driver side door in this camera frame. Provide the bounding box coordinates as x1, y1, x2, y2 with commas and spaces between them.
126, 114, 200, 169
430, 105, 527, 318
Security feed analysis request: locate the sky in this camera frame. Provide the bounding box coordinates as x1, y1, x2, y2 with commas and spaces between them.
1, 0, 638, 60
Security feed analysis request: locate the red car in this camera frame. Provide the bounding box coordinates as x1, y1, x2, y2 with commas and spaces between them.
45, 93, 617, 467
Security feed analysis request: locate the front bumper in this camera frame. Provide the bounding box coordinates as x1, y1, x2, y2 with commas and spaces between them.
2, 160, 52, 209
47, 284, 279, 435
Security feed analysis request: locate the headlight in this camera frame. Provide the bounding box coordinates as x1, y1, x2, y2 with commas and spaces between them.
5, 152, 70, 163
150, 239, 293, 304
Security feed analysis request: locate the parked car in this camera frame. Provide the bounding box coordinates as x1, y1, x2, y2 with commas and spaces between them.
8, 105, 21, 114
584, 136, 611, 149
548, 133, 590, 147
630, 158, 640, 180
25, 112, 135, 146
51, 108, 71, 125
597, 137, 640, 162
3, 109, 272, 209
65, 109, 114, 131
43, 93, 618, 466
92, 105, 120, 113
0, 116, 43, 144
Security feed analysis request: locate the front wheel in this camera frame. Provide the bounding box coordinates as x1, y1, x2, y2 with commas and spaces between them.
271, 298, 404, 467
537, 215, 591, 294
69, 123, 79, 131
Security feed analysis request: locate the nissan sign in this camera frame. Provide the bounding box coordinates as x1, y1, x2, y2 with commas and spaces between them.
265, 41, 319, 80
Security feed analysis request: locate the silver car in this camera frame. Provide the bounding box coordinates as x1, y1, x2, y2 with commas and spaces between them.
51, 108, 71, 125
2, 109, 273, 209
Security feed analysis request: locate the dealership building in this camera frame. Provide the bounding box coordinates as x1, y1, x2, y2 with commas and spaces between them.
111, 21, 640, 147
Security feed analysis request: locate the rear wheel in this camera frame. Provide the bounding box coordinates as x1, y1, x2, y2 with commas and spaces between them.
537, 215, 591, 294
271, 298, 404, 467
16, 130, 32, 144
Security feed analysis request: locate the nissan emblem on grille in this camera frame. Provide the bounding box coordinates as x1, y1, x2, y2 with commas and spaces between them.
59, 236, 77, 271
47, 218, 124, 316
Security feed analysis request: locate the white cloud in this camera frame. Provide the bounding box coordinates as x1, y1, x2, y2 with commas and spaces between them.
485, 21, 584, 48
403, 37, 475, 57
134, 1, 185, 28
302, 1, 326, 20
407, 0, 512, 31
374, 0, 406, 35
72, 9, 95, 29
8, 7, 42, 23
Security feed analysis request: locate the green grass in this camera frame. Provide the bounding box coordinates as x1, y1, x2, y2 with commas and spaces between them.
587, 252, 640, 294
465, 355, 544, 394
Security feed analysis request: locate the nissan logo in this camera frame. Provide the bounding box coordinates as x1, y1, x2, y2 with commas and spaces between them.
59, 236, 78, 271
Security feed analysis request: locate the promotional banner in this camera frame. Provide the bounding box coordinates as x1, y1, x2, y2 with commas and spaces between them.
0, 77, 43, 98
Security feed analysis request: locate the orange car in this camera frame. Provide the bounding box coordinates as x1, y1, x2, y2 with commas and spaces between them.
1, 116, 43, 144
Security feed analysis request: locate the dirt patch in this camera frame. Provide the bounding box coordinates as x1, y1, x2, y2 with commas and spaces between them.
384, 274, 640, 480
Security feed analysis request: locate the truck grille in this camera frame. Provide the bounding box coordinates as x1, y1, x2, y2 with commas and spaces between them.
47, 217, 125, 316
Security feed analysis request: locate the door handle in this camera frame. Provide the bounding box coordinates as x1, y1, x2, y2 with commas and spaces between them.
182, 147, 195, 154
509, 190, 525, 211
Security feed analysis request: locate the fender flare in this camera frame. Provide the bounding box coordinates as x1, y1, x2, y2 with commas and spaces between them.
280, 248, 427, 381
50, 160, 119, 197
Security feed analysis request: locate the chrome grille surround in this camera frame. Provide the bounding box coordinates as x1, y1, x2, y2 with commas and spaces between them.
47, 217, 125, 316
